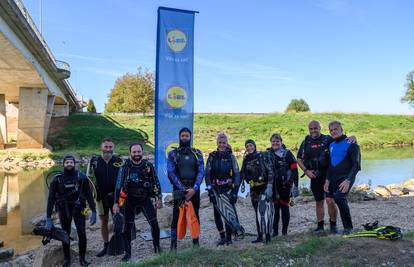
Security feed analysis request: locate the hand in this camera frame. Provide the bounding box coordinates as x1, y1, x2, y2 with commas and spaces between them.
46, 217, 54, 230
112, 204, 120, 214
292, 185, 300, 198
324, 180, 330, 193
185, 188, 196, 201
89, 211, 97, 225
265, 184, 273, 199
339, 180, 351, 193
155, 198, 163, 209
347, 135, 357, 144
305, 170, 316, 179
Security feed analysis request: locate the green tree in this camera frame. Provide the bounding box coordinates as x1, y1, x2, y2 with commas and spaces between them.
87, 99, 96, 113
401, 71, 414, 107
285, 98, 310, 113
105, 68, 154, 114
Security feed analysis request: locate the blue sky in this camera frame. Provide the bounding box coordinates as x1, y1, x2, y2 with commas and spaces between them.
23, 0, 414, 114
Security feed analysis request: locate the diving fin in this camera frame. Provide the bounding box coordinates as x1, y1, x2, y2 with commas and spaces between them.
32, 226, 70, 245
107, 233, 125, 256
177, 205, 187, 240
186, 201, 200, 239
107, 213, 125, 256
257, 194, 274, 235
212, 190, 245, 238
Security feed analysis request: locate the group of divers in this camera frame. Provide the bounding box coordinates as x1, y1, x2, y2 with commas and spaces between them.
43, 120, 361, 266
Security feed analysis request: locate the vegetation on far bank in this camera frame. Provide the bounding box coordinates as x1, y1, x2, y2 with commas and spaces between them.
46, 112, 414, 159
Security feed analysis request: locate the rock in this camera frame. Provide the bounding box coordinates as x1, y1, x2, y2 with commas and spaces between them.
402, 185, 414, 193
386, 184, 401, 191
0, 248, 14, 260
10, 254, 32, 267
200, 197, 210, 209
390, 189, 404, 196
33, 245, 76, 267
157, 206, 173, 228
374, 185, 392, 197
402, 179, 414, 187
164, 194, 173, 205
31, 213, 46, 227
354, 184, 370, 191
349, 190, 376, 202
200, 192, 209, 201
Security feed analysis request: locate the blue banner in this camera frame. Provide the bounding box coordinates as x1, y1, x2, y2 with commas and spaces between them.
155, 7, 196, 192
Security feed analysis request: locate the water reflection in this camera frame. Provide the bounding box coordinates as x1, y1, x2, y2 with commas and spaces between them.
0, 169, 46, 253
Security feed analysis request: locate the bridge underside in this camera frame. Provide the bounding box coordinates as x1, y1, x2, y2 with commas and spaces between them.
0, 32, 69, 149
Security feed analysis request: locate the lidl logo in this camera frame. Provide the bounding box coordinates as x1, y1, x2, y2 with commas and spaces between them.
166, 86, 187, 108
167, 30, 187, 52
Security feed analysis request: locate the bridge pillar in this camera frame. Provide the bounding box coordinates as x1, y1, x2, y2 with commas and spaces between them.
17, 87, 48, 148
0, 94, 7, 149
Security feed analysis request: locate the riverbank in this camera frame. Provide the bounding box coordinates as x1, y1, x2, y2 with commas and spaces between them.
14, 189, 414, 267
46, 113, 414, 159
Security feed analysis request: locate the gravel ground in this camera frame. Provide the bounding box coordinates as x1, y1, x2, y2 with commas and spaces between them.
12, 194, 414, 267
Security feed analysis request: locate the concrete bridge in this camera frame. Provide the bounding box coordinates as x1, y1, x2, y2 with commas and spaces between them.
0, 0, 82, 149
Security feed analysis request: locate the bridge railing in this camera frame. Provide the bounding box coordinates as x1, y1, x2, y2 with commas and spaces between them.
13, 0, 57, 63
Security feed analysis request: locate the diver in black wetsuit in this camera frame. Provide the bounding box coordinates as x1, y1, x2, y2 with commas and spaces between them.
46, 155, 97, 267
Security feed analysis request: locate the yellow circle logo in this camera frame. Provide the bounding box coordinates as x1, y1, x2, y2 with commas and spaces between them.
165, 143, 179, 159
167, 30, 187, 52
166, 86, 187, 108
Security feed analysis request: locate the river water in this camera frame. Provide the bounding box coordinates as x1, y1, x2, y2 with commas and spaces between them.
0, 147, 413, 253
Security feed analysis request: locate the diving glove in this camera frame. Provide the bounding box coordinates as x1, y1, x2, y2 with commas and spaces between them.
46, 217, 54, 230
292, 185, 300, 198
265, 184, 273, 199
89, 211, 97, 225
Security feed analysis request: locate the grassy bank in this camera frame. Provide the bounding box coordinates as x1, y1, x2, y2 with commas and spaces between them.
118, 233, 414, 267
48, 112, 414, 158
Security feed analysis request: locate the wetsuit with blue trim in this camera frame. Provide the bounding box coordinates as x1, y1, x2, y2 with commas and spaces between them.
114, 159, 162, 259
167, 145, 204, 249
327, 135, 361, 231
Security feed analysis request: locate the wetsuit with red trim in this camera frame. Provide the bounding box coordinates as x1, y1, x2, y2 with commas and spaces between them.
267, 146, 298, 236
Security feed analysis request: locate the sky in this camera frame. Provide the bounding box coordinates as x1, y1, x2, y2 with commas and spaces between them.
22, 0, 414, 114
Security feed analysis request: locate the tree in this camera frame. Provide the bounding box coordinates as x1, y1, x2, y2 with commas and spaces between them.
401, 71, 414, 107
285, 99, 310, 113
105, 68, 154, 114
87, 99, 97, 113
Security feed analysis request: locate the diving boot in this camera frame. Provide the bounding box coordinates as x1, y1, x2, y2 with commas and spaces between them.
251, 234, 263, 244
154, 242, 162, 254
314, 221, 324, 234
170, 240, 177, 251
192, 238, 200, 247
79, 258, 91, 267
95, 242, 109, 257
265, 234, 271, 244
330, 220, 338, 234
121, 253, 131, 262
225, 232, 232, 245
217, 232, 226, 246
342, 228, 353, 235
62, 259, 71, 267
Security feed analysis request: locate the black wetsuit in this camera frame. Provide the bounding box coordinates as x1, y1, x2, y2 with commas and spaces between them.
327, 135, 361, 230
240, 151, 273, 237
46, 170, 96, 262
89, 155, 123, 215
297, 134, 332, 201
167, 146, 204, 247
205, 149, 240, 243
267, 147, 298, 236
114, 159, 162, 256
